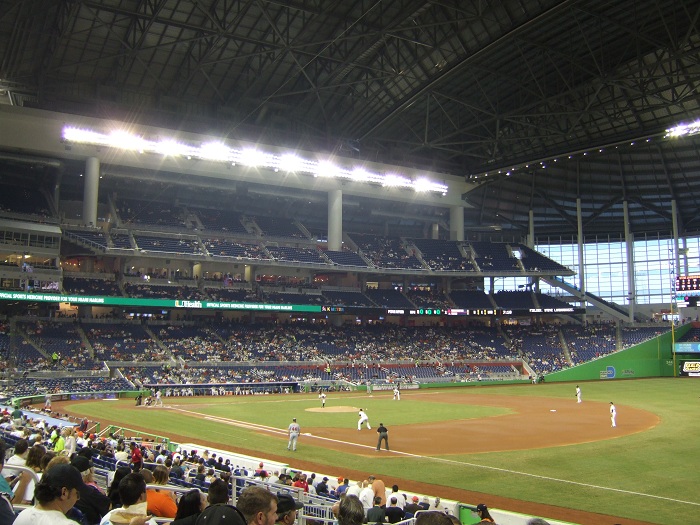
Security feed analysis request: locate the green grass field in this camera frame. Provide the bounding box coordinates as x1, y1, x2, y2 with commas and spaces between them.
67, 378, 700, 525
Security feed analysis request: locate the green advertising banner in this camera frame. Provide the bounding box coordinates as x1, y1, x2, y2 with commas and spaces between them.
0, 291, 323, 313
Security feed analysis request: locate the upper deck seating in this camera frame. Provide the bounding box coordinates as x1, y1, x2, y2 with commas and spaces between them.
253, 216, 306, 239
349, 233, 423, 269
324, 250, 368, 267
64, 229, 108, 249
265, 246, 326, 264
195, 208, 249, 234
411, 239, 472, 271
63, 276, 121, 296
469, 242, 520, 272
133, 235, 203, 255
321, 290, 374, 307
203, 238, 269, 259
364, 289, 414, 309
118, 199, 185, 228
516, 244, 570, 272
448, 290, 493, 309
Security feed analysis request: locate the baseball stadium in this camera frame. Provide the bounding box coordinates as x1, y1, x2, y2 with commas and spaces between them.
1, 2, 700, 525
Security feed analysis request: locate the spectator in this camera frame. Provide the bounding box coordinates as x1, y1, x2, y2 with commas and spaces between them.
415, 511, 453, 525
143, 467, 177, 518
207, 479, 230, 505
337, 495, 365, 525
0, 439, 16, 524
107, 467, 132, 509
404, 496, 421, 515
385, 497, 405, 524
101, 472, 157, 525
71, 455, 110, 525
171, 489, 206, 525
236, 486, 278, 525
274, 493, 302, 525
12, 443, 45, 504
14, 464, 84, 525
474, 503, 496, 524
367, 497, 385, 524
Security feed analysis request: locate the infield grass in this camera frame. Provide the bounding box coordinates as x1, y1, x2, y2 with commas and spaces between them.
67, 378, 700, 525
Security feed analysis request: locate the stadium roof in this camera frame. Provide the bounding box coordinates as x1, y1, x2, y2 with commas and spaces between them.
1, 0, 700, 239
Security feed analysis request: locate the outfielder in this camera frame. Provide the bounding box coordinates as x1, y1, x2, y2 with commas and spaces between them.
358, 408, 371, 430
609, 402, 616, 427
288, 417, 300, 450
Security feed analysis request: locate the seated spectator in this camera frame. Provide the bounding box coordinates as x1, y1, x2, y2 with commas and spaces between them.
12, 443, 46, 504
207, 479, 230, 505
337, 495, 365, 525
404, 496, 421, 515
72, 455, 110, 525
101, 472, 157, 525
236, 486, 278, 525
385, 497, 405, 524
14, 464, 85, 525
367, 497, 385, 525
107, 466, 132, 509
143, 466, 177, 518
171, 489, 206, 525
0, 440, 16, 523
275, 493, 303, 525
415, 511, 453, 525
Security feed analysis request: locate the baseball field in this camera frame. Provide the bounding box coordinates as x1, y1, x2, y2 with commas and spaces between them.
57, 377, 699, 525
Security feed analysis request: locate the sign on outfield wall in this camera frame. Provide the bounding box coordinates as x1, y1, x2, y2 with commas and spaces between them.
679, 361, 700, 376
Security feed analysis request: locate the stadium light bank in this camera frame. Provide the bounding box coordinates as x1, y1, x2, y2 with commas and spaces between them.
62, 126, 448, 196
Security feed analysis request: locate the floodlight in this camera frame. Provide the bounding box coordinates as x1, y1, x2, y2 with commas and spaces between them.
199, 142, 232, 162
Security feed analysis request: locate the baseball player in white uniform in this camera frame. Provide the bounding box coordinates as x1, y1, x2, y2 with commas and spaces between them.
288, 417, 300, 450
393, 386, 400, 401
575, 385, 582, 403
319, 392, 327, 408
609, 402, 616, 427
358, 409, 371, 430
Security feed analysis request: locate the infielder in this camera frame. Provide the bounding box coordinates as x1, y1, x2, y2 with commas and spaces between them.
393, 386, 400, 401
575, 385, 582, 403
319, 392, 327, 408
288, 417, 300, 451
609, 402, 616, 427
358, 408, 371, 430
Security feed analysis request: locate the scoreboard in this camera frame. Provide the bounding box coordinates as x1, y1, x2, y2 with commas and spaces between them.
676, 275, 700, 294
676, 274, 700, 307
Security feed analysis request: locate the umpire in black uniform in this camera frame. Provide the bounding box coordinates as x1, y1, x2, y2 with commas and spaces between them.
376, 423, 389, 451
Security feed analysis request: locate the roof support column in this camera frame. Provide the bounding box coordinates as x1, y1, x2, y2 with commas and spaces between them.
671, 199, 680, 276
623, 200, 635, 323
449, 206, 464, 241
577, 197, 586, 323
527, 209, 535, 248
83, 157, 99, 227
328, 189, 343, 251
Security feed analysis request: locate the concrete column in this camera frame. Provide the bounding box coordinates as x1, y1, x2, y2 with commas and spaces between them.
328, 190, 343, 251
528, 209, 535, 248
577, 198, 586, 324
83, 157, 100, 227
431, 223, 439, 239
671, 199, 680, 276
623, 200, 635, 322
449, 206, 464, 241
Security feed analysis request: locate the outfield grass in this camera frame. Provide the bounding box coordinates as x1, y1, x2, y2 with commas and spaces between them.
68, 378, 700, 525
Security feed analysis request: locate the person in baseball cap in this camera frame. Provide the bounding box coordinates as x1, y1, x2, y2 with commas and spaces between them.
474, 503, 495, 523
14, 464, 86, 524
197, 504, 247, 525
275, 493, 303, 525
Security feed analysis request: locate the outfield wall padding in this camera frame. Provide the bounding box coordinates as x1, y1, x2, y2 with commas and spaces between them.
545, 324, 688, 382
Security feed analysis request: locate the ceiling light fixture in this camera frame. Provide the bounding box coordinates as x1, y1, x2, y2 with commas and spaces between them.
61, 125, 449, 194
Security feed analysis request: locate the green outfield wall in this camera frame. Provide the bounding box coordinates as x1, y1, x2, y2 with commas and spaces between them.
546, 324, 689, 382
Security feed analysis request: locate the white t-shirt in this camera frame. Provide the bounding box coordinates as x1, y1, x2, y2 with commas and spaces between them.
14, 507, 76, 525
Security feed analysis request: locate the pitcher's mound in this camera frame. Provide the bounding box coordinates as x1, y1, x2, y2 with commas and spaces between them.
306, 405, 358, 413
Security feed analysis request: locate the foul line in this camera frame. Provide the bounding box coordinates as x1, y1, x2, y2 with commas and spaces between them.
166, 406, 700, 508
